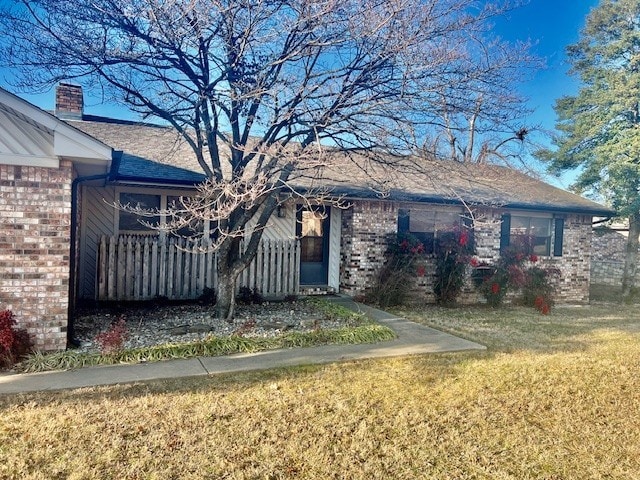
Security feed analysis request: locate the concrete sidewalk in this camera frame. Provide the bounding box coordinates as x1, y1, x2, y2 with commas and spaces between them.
0, 297, 485, 395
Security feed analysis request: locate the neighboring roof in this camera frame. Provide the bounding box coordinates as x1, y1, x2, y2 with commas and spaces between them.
68, 115, 614, 216
0, 88, 112, 175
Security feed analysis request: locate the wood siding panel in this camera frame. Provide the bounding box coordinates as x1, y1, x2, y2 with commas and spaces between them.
79, 185, 115, 299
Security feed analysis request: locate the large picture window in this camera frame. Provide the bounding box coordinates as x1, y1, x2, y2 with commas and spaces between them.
166, 195, 205, 238
398, 208, 468, 254
118, 193, 161, 232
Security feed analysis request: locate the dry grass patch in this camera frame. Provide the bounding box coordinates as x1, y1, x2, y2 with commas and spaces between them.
1, 305, 639, 479
392, 304, 640, 352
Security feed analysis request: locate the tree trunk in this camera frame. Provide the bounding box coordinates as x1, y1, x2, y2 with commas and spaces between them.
215, 266, 237, 321
215, 238, 242, 320
621, 212, 640, 300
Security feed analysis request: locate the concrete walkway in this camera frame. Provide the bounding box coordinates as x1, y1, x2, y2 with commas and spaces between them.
0, 297, 485, 395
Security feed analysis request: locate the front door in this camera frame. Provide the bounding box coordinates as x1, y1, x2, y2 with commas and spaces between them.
297, 206, 330, 285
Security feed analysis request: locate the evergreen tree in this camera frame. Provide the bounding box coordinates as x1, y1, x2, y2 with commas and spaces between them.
540, 0, 640, 298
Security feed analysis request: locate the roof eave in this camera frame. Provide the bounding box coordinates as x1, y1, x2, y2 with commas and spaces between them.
330, 187, 615, 217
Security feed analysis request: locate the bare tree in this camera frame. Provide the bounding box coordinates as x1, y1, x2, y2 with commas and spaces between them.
0, 0, 536, 318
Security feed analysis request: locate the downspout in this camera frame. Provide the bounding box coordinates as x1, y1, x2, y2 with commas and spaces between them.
67, 151, 120, 348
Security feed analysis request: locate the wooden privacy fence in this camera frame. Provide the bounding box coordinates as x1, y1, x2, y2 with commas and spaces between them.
97, 235, 300, 301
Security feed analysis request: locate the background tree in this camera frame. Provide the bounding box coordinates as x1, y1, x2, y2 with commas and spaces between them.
538, 0, 640, 298
0, 0, 535, 318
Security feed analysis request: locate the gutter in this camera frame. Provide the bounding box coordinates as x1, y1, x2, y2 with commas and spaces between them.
66, 152, 120, 348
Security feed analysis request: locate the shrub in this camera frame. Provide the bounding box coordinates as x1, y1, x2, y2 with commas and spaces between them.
236, 287, 265, 305
434, 227, 475, 306
94, 317, 129, 354
521, 266, 561, 314
197, 287, 217, 305
0, 309, 33, 369
365, 233, 422, 307
472, 239, 560, 313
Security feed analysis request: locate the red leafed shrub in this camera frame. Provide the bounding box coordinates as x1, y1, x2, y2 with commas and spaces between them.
0, 309, 33, 369
473, 239, 560, 313
94, 317, 129, 354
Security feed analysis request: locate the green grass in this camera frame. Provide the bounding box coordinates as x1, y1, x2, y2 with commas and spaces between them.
1, 304, 639, 479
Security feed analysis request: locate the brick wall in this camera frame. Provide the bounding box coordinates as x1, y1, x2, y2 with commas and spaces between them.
0, 161, 73, 351
340, 201, 397, 296
339, 202, 592, 304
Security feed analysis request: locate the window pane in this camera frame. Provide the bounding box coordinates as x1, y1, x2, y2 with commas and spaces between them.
533, 237, 551, 256
167, 195, 204, 237
302, 211, 323, 237
301, 237, 324, 262
510, 216, 529, 236
409, 210, 435, 233
530, 217, 551, 237
119, 193, 160, 232
510, 216, 552, 256
435, 211, 459, 232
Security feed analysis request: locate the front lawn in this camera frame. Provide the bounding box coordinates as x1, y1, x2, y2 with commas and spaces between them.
1, 304, 638, 479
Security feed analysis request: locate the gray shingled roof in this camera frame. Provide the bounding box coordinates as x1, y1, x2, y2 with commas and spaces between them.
69, 117, 614, 216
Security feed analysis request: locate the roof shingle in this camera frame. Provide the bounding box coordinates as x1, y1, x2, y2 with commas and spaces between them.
68, 117, 614, 216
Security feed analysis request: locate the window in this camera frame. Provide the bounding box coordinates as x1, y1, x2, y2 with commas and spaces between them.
500, 214, 564, 257
118, 193, 161, 232
300, 209, 325, 262
398, 208, 468, 254
166, 195, 205, 238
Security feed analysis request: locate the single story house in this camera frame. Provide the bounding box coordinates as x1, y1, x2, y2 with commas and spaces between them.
0, 84, 614, 351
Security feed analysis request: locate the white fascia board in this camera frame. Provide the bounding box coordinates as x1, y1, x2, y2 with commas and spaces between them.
0, 152, 59, 168
0, 88, 59, 131
0, 87, 112, 164
53, 130, 112, 162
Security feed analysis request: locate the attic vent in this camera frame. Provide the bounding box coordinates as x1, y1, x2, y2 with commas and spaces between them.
55, 83, 83, 120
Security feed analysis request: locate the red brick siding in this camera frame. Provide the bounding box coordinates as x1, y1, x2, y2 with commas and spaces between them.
0, 161, 73, 351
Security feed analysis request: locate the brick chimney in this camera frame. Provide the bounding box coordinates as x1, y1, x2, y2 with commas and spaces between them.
55, 83, 84, 120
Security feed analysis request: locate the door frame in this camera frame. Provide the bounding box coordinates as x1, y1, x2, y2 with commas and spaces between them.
296, 205, 331, 285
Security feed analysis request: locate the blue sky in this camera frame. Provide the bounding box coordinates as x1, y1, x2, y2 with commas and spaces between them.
492, 0, 601, 186
0, 0, 601, 187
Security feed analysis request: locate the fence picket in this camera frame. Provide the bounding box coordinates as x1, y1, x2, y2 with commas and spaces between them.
151, 239, 158, 298
96, 235, 300, 301
167, 237, 175, 298
107, 236, 116, 300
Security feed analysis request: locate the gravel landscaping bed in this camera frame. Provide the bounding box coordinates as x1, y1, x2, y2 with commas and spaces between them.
73, 299, 359, 354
